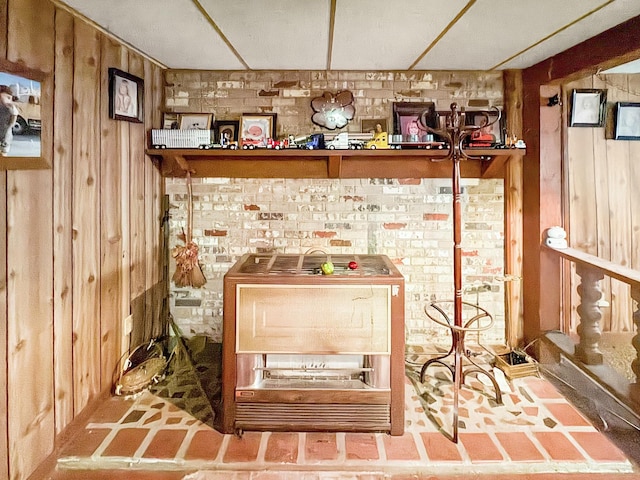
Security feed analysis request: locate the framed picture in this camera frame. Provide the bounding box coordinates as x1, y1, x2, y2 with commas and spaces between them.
361, 118, 388, 135
214, 120, 240, 143
179, 113, 213, 130
569, 89, 607, 127
465, 109, 504, 146
108, 68, 143, 123
162, 112, 179, 129
614, 102, 640, 140
392, 102, 437, 137
241, 113, 277, 147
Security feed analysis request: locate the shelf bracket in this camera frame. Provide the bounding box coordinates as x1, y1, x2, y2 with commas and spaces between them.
328, 155, 341, 178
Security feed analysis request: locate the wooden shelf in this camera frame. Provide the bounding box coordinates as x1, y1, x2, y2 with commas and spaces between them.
145, 148, 525, 179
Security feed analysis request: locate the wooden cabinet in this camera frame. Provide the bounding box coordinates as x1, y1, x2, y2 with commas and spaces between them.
146, 148, 524, 179
222, 254, 406, 435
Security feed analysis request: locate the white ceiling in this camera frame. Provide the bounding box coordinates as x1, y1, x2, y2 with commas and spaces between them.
57, 0, 640, 71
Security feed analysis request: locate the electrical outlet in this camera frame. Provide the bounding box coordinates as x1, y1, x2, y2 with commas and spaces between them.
123, 314, 133, 335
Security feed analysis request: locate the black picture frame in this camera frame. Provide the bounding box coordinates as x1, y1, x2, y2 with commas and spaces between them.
392, 102, 437, 136
108, 68, 143, 123
214, 120, 240, 143
465, 109, 504, 146
614, 102, 640, 140
569, 89, 606, 127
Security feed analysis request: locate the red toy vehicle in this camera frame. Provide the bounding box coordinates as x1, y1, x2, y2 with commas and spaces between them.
266, 138, 288, 149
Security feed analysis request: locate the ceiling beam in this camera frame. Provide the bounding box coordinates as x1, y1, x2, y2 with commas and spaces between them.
523, 14, 640, 86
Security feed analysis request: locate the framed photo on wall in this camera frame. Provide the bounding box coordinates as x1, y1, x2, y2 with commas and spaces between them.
108, 68, 144, 123
614, 102, 640, 140
179, 113, 213, 130
569, 89, 607, 127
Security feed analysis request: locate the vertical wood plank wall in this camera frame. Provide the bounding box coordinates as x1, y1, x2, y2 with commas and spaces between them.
565, 73, 640, 333
0, 1, 165, 479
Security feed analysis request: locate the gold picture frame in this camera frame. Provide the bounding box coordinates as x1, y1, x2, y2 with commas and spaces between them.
240, 113, 277, 148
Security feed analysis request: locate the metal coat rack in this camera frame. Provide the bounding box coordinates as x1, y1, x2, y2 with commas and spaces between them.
417, 103, 503, 442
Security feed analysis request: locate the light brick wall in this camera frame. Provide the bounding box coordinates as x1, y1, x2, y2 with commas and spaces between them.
165, 70, 506, 350
164, 70, 503, 137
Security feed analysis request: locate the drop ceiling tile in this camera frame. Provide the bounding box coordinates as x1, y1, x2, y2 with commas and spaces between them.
413, 0, 607, 70
61, 0, 243, 69
330, 0, 469, 70
58, 0, 640, 71
199, 0, 331, 70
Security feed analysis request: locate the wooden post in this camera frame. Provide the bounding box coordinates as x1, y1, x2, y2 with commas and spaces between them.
574, 265, 604, 364
503, 70, 524, 348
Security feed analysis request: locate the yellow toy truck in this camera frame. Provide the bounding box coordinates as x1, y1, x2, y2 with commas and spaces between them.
365, 131, 389, 149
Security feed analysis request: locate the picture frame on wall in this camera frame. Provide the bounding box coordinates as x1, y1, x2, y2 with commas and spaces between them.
214, 120, 240, 143
179, 113, 213, 130
614, 102, 640, 140
361, 118, 388, 135
241, 113, 277, 148
108, 68, 144, 123
569, 89, 607, 127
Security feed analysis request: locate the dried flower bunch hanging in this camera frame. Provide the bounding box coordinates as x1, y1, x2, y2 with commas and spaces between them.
172, 172, 206, 288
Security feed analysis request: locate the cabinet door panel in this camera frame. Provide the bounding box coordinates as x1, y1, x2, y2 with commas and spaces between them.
236, 284, 391, 354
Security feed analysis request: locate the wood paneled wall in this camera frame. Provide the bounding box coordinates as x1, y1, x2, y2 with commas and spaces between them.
0, 1, 165, 479
565, 74, 640, 333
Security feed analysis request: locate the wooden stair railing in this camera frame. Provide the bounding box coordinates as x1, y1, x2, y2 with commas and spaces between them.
543, 245, 640, 384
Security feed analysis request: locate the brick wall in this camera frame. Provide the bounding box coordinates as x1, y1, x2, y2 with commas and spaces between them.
164, 70, 506, 349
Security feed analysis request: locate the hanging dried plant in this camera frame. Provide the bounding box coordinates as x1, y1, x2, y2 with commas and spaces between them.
172, 172, 206, 288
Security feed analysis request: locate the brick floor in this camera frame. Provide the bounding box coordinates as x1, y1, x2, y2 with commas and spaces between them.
51, 375, 639, 478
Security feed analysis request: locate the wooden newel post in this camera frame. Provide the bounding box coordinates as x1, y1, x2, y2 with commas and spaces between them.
574, 264, 604, 365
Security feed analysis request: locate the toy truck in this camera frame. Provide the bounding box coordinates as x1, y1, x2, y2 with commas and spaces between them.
266, 138, 288, 149
388, 134, 445, 149
288, 133, 325, 149
326, 132, 364, 149
365, 131, 389, 149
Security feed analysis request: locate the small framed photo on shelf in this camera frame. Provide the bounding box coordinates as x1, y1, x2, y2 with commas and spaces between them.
614, 102, 640, 140
569, 89, 607, 127
162, 112, 179, 129
465, 109, 504, 146
179, 113, 213, 130
361, 118, 388, 134
214, 120, 240, 143
108, 68, 143, 123
241, 113, 277, 147
392, 102, 437, 137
